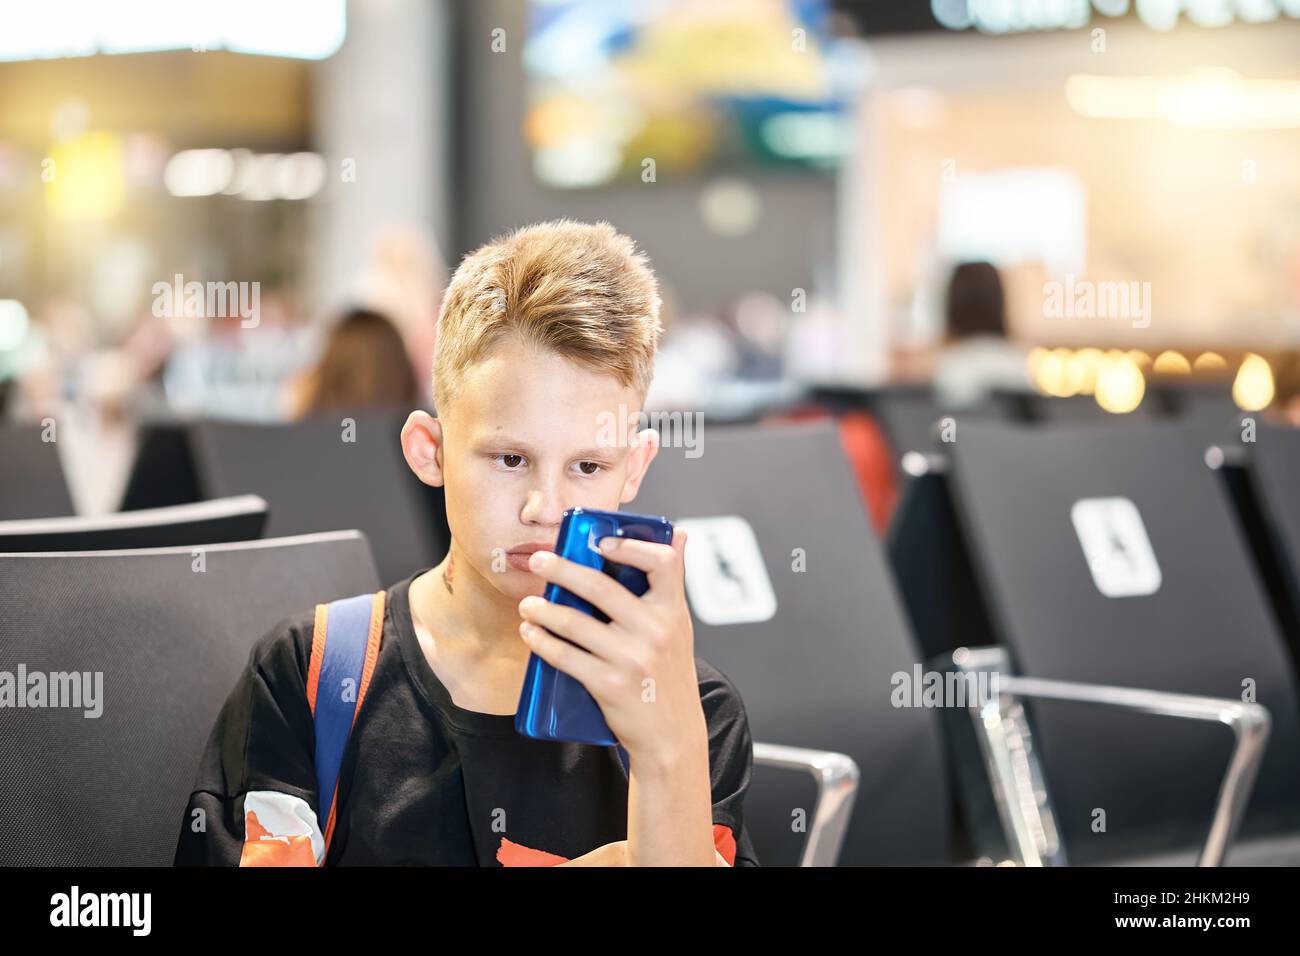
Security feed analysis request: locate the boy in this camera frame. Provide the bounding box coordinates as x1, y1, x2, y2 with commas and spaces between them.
174, 220, 759, 866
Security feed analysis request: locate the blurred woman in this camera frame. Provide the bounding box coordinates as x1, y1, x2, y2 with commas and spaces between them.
289, 308, 420, 419
931, 261, 1032, 409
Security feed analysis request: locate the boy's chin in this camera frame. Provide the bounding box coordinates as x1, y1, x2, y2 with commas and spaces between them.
489, 569, 547, 601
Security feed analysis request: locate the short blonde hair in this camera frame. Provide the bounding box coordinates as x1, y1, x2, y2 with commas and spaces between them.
433, 219, 662, 415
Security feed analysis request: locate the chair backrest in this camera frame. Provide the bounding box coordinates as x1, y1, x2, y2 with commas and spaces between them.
1238, 424, 1300, 659
0, 495, 268, 552
119, 422, 202, 512
0, 531, 380, 865
812, 385, 1016, 474
1025, 394, 1161, 424
632, 421, 950, 865
0, 425, 74, 520
1154, 382, 1245, 447
944, 421, 1300, 861
187, 413, 449, 585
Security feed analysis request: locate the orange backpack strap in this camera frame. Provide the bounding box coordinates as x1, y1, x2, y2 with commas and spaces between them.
306, 590, 385, 862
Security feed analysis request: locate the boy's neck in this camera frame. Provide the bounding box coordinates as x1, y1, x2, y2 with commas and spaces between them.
410, 539, 531, 658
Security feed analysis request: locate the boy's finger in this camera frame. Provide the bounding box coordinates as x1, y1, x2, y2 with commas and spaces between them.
519, 621, 607, 692
529, 551, 642, 622
518, 596, 623, 662
595, 535, 684, 596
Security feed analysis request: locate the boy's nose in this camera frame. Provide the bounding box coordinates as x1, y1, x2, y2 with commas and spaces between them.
519, 486, 567, 529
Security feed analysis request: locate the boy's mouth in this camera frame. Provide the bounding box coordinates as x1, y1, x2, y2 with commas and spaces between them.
506, 542, 552, 572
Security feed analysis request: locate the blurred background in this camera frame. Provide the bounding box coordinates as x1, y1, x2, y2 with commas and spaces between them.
1, 0, 1298, 520
7, 0, 1300, 873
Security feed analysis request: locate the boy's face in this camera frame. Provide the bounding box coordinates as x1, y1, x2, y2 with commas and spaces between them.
403, 336, 658, 602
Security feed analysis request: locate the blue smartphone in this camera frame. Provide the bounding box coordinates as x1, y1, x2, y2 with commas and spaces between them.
515, 507, 674, 746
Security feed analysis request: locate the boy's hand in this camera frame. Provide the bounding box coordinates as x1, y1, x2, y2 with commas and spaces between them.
516, 529, 708, 772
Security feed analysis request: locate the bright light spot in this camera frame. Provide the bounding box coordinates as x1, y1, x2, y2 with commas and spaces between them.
1126, 349, 1152, 367
1067, 347, 1105, 395
1027, 346, 1050, 379
46, 130, 124, 221
1192, 351, 1228, 371
939, 168, 1087, 276
1233, 353, 1275, 411
235, 152, 282, 201
273, 152, 328, 201
1066, 69, 1300, 131
533, 142, 620, 189
165, 149, 326, 200
699, 178, 761, 238
1092, 0, 1131, 15
0, 0, 347, 61
1152, 350, 1192, 374
932, 0, 973, 29
164, 149, 234, 196
1036, 347, 1080, 397
1095, 354, 1146, 413
761, 112, 850, 162
0, 299, 30, 351
1135, 0, 1181, 31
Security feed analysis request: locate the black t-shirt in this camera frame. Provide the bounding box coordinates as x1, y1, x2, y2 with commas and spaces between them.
174, 567, 759, 866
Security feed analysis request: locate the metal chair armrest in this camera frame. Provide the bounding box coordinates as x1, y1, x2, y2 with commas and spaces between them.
953, 647, 1271, 867
752, 742, 860, 867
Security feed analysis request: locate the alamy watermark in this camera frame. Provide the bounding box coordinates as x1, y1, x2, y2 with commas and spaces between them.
596, 404, 704, 459
891, 664, 1000, 709
1043, 274, 1151, 329
152, 273, 260, 328
1, 666, 103, 718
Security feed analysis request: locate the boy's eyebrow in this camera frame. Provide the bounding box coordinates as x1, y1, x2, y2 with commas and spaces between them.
474, 435, 621, 460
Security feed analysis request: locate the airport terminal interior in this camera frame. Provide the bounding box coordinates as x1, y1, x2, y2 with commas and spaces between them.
3, 0, 1300, 879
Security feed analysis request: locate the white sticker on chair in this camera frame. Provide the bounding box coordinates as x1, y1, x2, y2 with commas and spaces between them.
1070, 496, 1162, 598
676, 516, 778, 625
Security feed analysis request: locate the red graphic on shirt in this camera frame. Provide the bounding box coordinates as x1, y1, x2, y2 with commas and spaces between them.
497, 824, 737, 866
239, 811, 317, 867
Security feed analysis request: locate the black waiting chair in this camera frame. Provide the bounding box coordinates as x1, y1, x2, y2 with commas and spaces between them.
634, 421, 950, 865
810, 384, 1017, 481
889, 421, 1300, 865
1211, 422, 1300, 669
1153, 381, 1246, 448
0, 531, 380, 866
122, 413, 449, 586
119, 422, 203, 512
0, 495, 268, 552
0, 424, 74, 520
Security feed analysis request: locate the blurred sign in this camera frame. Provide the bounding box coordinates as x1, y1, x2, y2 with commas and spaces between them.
834, 0, 1300, 34
1070, 496, 1163, 598
677, 515, 779, 625
0, 0, 347, 61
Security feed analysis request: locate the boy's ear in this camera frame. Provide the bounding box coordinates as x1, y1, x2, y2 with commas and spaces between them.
618, 427, 660, 504
401, 411, 445, 487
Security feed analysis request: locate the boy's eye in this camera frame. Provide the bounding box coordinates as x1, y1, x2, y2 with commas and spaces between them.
497, 454, 526, 469
576, 461, 603, 476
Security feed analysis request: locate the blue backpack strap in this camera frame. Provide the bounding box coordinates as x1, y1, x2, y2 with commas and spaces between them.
306, 590, 386, 860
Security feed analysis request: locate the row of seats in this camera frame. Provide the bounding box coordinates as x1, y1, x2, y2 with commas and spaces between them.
2, 406, 1298, 866
0, 412, 451, 584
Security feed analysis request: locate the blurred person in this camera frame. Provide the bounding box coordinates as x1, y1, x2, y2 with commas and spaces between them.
350, 225, 448, 408
931, 261, 1031, 409
176, 221, 757, 867
288, 308, 420, 419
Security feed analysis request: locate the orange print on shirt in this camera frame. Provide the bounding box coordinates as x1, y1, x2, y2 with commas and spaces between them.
239, 810, 318, 867
496, 823, 736, 866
